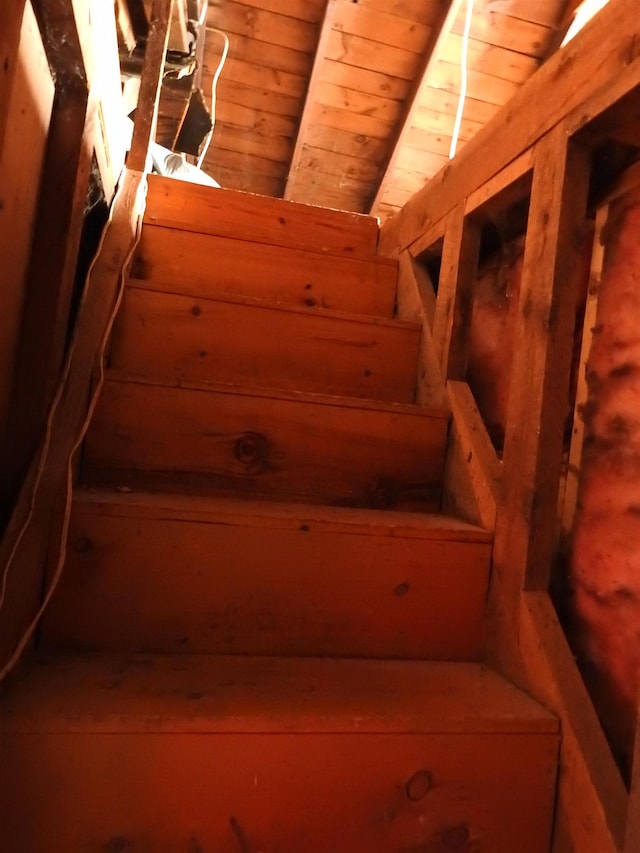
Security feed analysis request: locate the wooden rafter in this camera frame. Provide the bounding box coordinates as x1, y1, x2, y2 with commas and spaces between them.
283, 0, 338, 201
369, 0, 463, 214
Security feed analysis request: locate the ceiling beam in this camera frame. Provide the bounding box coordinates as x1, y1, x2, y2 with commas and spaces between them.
368, 0, 464, 215
283, 0, 338, 201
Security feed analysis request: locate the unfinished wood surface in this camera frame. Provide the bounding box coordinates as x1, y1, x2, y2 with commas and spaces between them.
144, 174, 381, 258
0, 652, 558, 851
0, 169, 146, 670
520, 592, 627, 853
380, 0, 640, 255
369, 0, 460, 213
0, 730, 559, 852
42, 491, 490, 659
2, 85, 90, 514
0, 0, 26, 154
109, 287, 420, 403
0, 1, 54, 448
446, 380, 502, 531
560, 204, 606, 537
626, 705, 640, 852
432, 205, 481, 380
82, 373, 448, 510
132, 224, 397, 317
491, 131, 590, 606
284, 0, 338, 200
128, 0, 173, 172
395, 250, 445, 409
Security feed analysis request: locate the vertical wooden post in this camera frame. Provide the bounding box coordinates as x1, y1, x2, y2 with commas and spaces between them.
432, 203, 481, 381
491, 128, 591, 614
2, 84, 91, 516
128, 0, 174, 172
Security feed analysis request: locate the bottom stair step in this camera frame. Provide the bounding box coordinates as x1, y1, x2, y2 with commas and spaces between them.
0, 654, 559, 852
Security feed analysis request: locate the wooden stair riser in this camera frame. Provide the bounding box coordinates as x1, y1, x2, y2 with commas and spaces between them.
0, 731, 558, 853
132, 225, 398, 316
109, 286, 420, 402
41, 500, 491, 659
144, 173, 381, 259
83, 376, 449, 509
0, 656, 559, 853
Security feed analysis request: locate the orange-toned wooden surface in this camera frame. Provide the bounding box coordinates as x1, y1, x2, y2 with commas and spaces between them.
83, 374, 449, 509
132, 224, 398, 317
41, 491, 490, 659
0, 731, 558, 853
109, 286, 420, 402
0, 654, 558, 852
144, 174, 381, 259
1, 654, 557, 733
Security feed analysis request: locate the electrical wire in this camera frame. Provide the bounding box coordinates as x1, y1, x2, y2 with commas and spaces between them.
0, 177, 145, 684
449, 0, 474, 160
197, 27, 229, 170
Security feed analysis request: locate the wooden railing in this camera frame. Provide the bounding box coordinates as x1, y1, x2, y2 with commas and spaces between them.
381, 1, 640, 850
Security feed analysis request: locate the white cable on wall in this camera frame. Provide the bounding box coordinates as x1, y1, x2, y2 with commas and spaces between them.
197, 27, 229, 170
449, 0, 475, 160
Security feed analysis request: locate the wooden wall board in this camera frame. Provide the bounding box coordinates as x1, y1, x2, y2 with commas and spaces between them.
332, 5, 432, 53
206, 1, 319, 53
82, 372, 448, 510
41, 492, 489, 659
109, 286, 421, 402
203, 30, 312, 78
206, 55, 308, 99
302, 124, 389, 162
314, 81, 404, 124
0, 169, 146, 675
0, 0, 26, 154
452, 6, 555, 58
320, 59, 411, 102
217, 77, 302, 118
0, 1, 54, 443
296, 147, 382, 183
325, 31, 423, 82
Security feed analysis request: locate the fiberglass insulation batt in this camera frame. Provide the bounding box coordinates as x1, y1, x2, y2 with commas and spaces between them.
571, 186, 640, 769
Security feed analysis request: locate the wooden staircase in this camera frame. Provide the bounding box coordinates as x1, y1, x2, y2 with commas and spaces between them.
0, 176, 559, 852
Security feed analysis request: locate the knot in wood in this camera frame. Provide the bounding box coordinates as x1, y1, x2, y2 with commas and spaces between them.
234, 432, 268, 467
441, 824, 471, 849
405, 769, 432, 801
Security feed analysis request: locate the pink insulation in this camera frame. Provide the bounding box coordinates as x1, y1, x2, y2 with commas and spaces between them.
571, 188, 640, 768
467, 238, 525, 449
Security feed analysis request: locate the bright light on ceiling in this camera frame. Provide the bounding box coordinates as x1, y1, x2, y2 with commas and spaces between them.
561, 0, 611, 47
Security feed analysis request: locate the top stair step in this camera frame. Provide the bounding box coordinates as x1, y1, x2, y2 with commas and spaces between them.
145, 174, 383, 259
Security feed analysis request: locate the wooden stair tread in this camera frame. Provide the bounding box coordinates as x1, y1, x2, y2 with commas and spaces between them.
133, 225, 398, 317
84, 371, 449, 509
71, 488, 493, 543
1, 654, 558, 735
125, 279, 419, 329
94, 370, 449, 417
144, 174, 383, 259
110, 284, 421, 402
42, 487, 491, 659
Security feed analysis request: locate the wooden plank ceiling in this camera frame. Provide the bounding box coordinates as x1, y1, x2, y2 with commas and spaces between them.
161, 0, 573, 221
